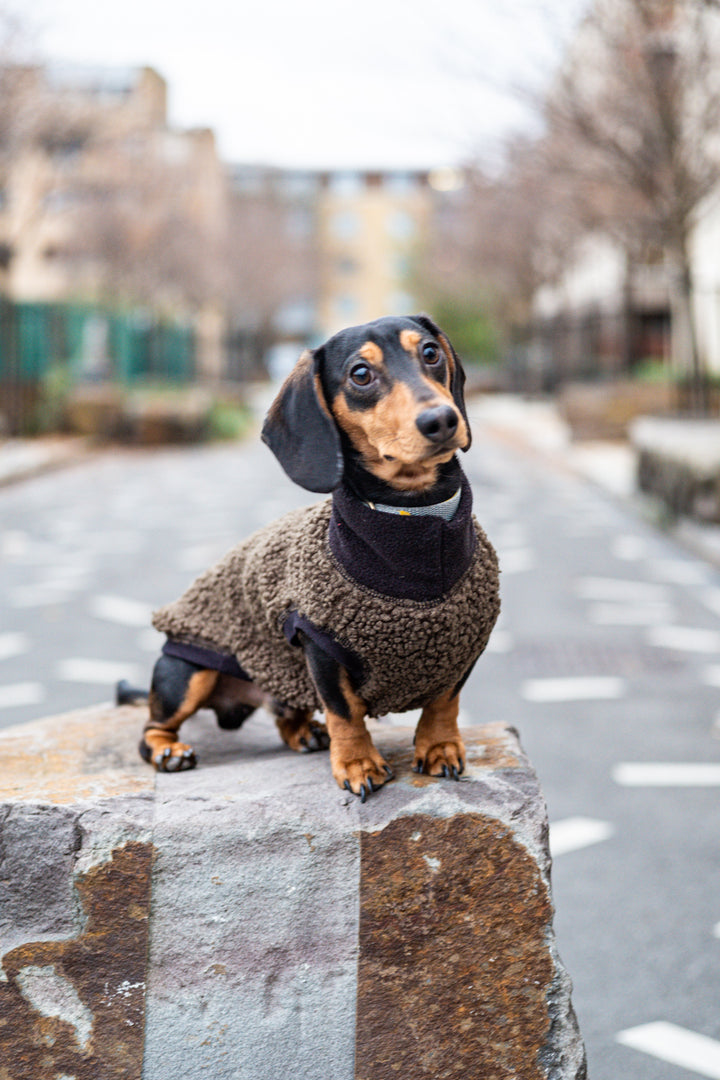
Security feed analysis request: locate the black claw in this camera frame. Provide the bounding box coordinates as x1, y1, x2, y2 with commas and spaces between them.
359, 785, 367, 803
458, 759, 464, 774
367, 777, 375, 793
451, 766, 460, 780
384, 765, 394, 779
344, 780, 352, 793
442, 764, 450, 778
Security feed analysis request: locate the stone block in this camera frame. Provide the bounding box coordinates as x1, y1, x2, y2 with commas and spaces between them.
0, 705, 586, 1079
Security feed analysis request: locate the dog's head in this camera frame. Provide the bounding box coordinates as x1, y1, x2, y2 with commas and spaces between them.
262, 314, 470, 493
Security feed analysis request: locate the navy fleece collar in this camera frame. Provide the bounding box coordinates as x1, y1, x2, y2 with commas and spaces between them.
328, 474, 477, 601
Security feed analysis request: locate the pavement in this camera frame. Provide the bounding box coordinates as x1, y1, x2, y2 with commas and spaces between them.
0, 435, 90, 487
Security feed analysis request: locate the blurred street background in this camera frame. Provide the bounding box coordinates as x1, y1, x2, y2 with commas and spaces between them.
2, 0, 720, 1077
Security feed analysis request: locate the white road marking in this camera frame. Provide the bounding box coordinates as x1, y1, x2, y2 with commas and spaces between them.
9, 584, 76, 608
702, 666, 720, 688
617, 1021, 720, 1078
649, 559, 709, 585
712, 922, 720, 939
137, 628, 165, 653
522, 676, 626, 702
56, 658, 142, 685
647, 626, 720, 652
0, 632, 30, 661
613, 763, 720, 786
485, 629, 514, 653
575, 577, 668, 602
612, 535, 647, 561
0, 682, 45, 708
89, 595, 153, 627
587, 602, 675, 626
499, 548, 536, 574
177, 544, 221, 572
83, 531, 143, 553
549, 817, 614, 857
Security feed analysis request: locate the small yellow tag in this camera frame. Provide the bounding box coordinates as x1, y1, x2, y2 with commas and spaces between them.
398, 509, 410, 516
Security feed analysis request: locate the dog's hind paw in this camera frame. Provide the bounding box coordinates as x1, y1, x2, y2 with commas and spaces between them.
275, 712, 330, 753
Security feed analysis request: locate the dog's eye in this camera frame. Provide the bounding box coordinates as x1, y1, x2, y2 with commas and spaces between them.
422, 342, 440, 364
350, 363, 373, 387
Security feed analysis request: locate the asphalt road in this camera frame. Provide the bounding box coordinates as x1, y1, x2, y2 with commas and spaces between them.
1, 406, 719, 1080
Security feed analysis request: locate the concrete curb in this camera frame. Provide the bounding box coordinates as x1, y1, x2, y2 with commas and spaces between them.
0, 705, 586, 1080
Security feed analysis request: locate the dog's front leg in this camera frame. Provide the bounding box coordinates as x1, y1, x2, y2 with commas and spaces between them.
413, 689, 466, 780
299, 632, 393, 801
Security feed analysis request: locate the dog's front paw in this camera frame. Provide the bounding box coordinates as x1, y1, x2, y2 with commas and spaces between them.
139, 736, 197, 773
332, 744, 394, 802
413, 736, 465, 781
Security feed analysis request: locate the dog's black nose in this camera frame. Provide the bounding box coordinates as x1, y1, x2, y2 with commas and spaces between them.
416, 405, 459, 444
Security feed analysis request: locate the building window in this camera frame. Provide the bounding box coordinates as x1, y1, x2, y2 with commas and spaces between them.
387, 291, 415, 315
336, 256, 359, 276
331, 211, 360, 240
334, 294, 359, 318
384, 172, 417, 195
386, 211, 416, 241
328, 172, 363, 196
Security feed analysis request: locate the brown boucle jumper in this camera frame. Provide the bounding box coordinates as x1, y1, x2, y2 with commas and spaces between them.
153, 480, 500, 718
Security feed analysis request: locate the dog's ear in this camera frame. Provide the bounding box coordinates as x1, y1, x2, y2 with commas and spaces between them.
261, 347, 343, 492
411, 313, 471, 451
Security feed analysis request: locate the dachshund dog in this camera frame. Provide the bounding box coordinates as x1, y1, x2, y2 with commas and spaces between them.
118, 314, 499, 801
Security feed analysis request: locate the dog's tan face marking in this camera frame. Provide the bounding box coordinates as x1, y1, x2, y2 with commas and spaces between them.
331, 329, 468, 492
359, 341, 384, 366
399, 329, 421, 354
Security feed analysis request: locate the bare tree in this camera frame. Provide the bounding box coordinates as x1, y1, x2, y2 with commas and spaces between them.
543, 0, 720, 410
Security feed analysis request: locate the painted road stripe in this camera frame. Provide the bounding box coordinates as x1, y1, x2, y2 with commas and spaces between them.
485, 629, 514, 653
0, 632, 30, 661
700, 588, 720, 619
703, 666, 720, 687
522, 676, 626, 703
647, 626, 720, 652
0, 682, 45, 708
587, 602, 675, 626
549, 817, 614, 857
56, 658, 142, 685
575, 576, 668, 602
612, 535, 647, 561
613, 763, 720, 786
617, 1022, 720, 1078
499, 548, 536, 574
649, 559, 708, 585
89, 595, 153, 627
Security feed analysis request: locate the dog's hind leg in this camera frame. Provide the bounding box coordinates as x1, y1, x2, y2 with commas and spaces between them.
413, 688, 466, 780
140, 654, 218, 772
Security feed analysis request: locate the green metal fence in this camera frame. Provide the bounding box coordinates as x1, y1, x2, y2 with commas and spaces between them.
0, 300, 196, 434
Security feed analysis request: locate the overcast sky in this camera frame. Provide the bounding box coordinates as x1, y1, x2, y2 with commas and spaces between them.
20, 0, 586, 170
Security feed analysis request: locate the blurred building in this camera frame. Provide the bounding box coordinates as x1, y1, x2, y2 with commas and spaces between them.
0, 59, 461, 396
0, 63, 226, 379
315, 170, 432, 337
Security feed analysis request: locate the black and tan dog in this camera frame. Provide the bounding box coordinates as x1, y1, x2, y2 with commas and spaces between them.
118, 314, 499, 800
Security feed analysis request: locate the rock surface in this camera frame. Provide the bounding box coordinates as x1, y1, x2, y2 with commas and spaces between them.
0, 704, 586, 1079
